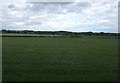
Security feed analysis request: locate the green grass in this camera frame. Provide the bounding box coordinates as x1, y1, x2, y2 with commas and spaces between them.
2, 37, 118, 81
0, 33, 61, 37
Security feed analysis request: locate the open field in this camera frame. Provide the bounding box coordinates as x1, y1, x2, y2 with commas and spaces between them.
0, 33, 118, 39
2, 37, 118, 81
0, 33, 61, 37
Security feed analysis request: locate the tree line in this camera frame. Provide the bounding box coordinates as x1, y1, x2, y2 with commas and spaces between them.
0, 29, 119, 37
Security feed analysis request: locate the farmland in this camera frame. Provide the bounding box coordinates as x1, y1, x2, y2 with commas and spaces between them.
2, 36, 118, 81
0, 33, 62, 37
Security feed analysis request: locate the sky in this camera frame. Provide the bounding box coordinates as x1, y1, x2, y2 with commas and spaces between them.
1, 2, 118, 32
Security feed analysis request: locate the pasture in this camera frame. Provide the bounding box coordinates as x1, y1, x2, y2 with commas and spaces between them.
0, 33, 61, 37
2, 37, 118, 81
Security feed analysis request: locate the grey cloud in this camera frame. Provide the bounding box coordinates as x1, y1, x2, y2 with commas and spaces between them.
7, 2, 91, 15
8, 3, 21, 10
2, 2, 118, 32
8, 4, 15, 9
25, 2, 91, 14
25, 21, 42, 25
64, 2, 91, 13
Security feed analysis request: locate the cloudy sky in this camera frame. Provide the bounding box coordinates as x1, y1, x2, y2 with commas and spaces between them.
1, 2, 118, 32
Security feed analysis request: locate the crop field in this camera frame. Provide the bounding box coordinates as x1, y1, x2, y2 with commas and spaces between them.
0, 33, 61, 37
2, 37, 118, 81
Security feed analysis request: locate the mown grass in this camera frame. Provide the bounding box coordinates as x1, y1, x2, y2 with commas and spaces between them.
2, 37, 118, 81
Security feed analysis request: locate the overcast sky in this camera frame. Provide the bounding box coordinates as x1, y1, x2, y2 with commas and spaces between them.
1, 2, 118, 32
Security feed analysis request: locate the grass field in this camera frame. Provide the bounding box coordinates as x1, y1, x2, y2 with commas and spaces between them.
0, 33, 61, 37
2, 37, 118, 81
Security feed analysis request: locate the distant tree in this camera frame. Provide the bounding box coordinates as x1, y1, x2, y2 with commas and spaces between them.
2, 29, 8, 33
86, 31, 93, 36
100, 32, 105, 36
2, 29, 6, 31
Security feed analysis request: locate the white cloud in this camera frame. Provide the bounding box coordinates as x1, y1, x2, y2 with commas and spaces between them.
46, 21, 82, 28
87, 15, 91, 18
15, 22, 24, 25
102, 26, 110, 29
99, 19, 110, 23
29, 16, 37, 19
1, 2, 118, 32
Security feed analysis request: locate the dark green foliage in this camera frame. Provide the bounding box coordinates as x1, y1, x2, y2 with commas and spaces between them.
1, 29, 119, 37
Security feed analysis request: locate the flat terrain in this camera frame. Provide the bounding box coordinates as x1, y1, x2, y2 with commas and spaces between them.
0, 33, 61, 37
2, 37, 118, 81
